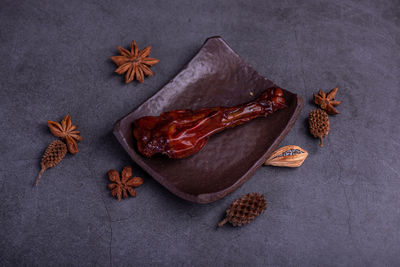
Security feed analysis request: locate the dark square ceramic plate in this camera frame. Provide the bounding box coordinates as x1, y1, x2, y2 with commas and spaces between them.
114, 36, 303, 204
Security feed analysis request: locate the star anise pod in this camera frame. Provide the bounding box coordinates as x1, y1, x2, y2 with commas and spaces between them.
313, 87, 342, 115
110, 40, 160, 84
48, 115, 83, 154
107, 166, 144, 201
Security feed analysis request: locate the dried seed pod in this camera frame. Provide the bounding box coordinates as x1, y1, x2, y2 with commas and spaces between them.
309, 109, 330, 147
218, 193, 267, 227
313, 87, 342, 115
265, 145, 308, 167
35, 140, 67, 186
48, 114, 82, 154
107, 166, 144, 201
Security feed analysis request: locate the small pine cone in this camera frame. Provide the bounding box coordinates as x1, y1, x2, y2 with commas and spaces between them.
35, 140, 67, 186
218, 193, 267, 227
309, 109, 330, 147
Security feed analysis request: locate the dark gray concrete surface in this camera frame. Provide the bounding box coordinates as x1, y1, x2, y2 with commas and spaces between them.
1, 0, 399, 266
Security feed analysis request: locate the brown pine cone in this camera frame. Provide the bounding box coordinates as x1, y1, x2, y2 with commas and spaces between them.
35, 140, 67, 186
309, 109, 330, 147
218, 193, 267, 227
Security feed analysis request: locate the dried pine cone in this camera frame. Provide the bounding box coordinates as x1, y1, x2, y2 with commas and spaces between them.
218, 193, 267, 227
309, 109, 330, 147
35, 140, 67, 186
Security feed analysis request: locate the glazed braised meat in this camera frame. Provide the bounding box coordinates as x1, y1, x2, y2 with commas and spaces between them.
133, 87, 286, 159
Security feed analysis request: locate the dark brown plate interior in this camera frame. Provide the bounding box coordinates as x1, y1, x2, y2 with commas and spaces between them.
114, 37, 303, 203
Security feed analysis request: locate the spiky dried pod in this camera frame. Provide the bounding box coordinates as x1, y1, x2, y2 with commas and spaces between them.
309, 109, 330, 147
35, 140, 67, 186
218, 193, 267, 227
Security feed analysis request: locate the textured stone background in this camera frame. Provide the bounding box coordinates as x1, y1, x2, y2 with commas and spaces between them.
1, 0, 399, 266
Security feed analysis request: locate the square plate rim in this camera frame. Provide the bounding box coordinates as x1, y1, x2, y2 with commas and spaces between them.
113, 36, 304, 203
